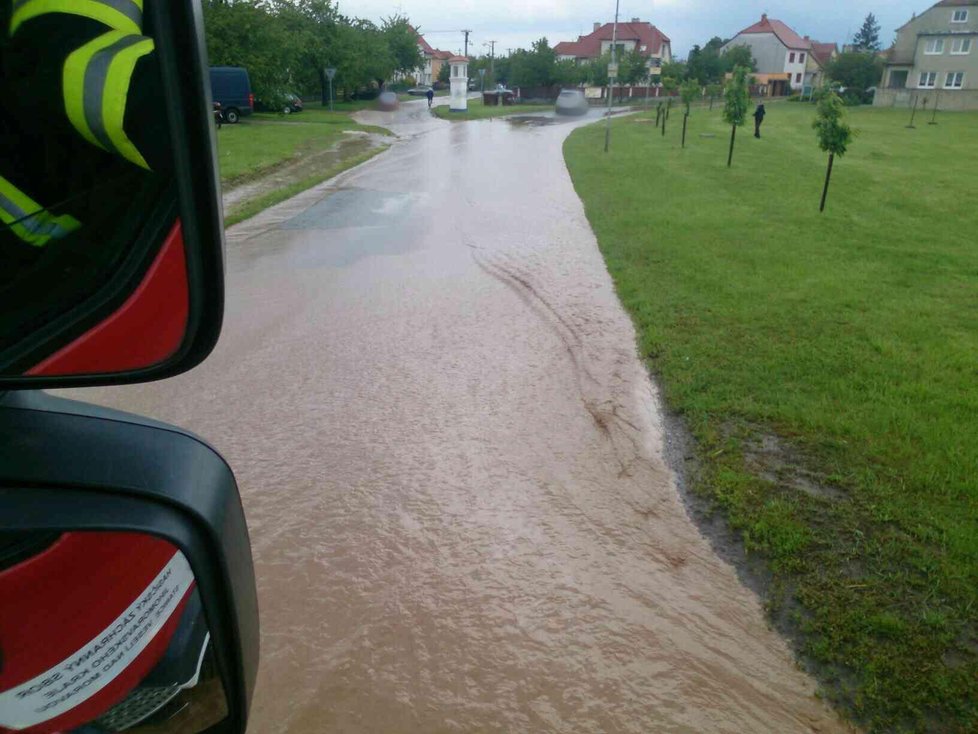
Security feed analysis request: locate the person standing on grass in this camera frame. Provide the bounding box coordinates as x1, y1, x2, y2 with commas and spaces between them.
753, 103, 766, 138
426, 88, 434, 108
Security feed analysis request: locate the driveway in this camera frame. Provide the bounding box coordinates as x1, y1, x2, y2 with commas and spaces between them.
70, 98, 847, 732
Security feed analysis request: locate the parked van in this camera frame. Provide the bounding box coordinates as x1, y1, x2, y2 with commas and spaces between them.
209, 66, 254, 123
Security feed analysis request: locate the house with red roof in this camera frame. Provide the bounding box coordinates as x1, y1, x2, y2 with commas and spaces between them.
804, 40, 839, 90
413, 30, 453, 86
554, 19, 672, 75
721, 14, 814, 92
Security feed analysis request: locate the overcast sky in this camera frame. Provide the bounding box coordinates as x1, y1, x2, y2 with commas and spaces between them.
336, 0, 931, 58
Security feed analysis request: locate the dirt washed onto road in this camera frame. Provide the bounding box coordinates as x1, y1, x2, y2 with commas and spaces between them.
68, 100, 851, 732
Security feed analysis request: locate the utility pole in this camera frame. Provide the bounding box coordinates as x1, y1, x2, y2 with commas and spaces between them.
461, 29, 472, 57
604, 0, 620, 153
484, 40, 496, 75
482, 41, 496, 79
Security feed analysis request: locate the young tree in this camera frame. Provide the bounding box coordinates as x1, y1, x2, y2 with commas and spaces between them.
722, 65, 750, 167
706, 82, 723, 110
852, 13, 882, 52
813, 90, 853, 211
680, 80, 699, 147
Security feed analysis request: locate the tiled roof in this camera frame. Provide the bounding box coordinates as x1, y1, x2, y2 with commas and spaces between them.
735, 14, 811, 50
554, 21, 670, 58
809, 42, 838, 65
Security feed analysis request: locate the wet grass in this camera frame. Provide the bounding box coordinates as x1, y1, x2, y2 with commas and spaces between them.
223, 144, 389, 227
563, 103, 978, 732
216, 111, 390, 187
432, 98, 555, 121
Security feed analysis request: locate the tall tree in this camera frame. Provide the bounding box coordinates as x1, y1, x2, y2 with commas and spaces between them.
852, 13, 881, 52
721, 45, 757, 73
813, 90, 853, 211
620, 49, 650, 85
826, 52, 883, 91
722, 65, 750, 167
203, 1, 292, 99
382, 15, 424, 78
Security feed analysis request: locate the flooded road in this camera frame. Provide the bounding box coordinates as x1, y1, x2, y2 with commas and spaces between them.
71, 100, 847, 732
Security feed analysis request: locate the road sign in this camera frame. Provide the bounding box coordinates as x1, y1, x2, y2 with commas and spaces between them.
324, 67, 337, 80
478, 69, 486, 78
607, 63, 619, 77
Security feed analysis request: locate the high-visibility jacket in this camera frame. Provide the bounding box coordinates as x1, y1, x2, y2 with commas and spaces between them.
0, 0, 169, 249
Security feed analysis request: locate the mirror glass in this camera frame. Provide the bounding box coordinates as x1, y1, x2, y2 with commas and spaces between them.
0, 2, 187, 378
0, 532, 228, 733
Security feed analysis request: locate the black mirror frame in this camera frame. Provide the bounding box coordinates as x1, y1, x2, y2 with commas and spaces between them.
0, 0, 226, 390
0, 391, 258, 733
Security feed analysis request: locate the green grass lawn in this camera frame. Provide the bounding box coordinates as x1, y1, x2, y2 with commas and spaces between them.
432, 98, 555, 120
564, 104, 978, 732
216, 111, 389, 187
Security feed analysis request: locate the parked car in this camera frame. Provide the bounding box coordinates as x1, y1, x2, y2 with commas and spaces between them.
208, 66, 254, 124
407, 86, 433, 96
555, 88, 588, 116
255, 91, 303, 114
377, 91, 399, 111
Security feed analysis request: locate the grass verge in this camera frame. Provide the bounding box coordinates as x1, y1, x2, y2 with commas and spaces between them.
217, 110, 389, 187
432, 98, 555, 120
564, 104, 978, 732
223, 144, 389, 227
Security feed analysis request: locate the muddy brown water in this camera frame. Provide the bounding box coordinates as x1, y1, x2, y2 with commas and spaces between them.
65, 101, 850, 732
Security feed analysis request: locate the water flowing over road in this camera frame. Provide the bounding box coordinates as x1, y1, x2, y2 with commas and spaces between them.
70, 100, 848, 732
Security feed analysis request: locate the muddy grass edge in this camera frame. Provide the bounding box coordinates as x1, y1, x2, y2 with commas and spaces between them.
223, 143, 391, 228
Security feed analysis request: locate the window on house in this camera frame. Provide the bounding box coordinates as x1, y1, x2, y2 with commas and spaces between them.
945, 71, 965, 88
951, 38, 972, 54
925, 38, 945, 54
799, 52, 806, 62
919, 71, 938, 87
789, 52, 796, 62
795, 72, 802, 83
952, 9, 968, 22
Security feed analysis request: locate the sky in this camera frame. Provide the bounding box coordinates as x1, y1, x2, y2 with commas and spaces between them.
335, 0, 934, 59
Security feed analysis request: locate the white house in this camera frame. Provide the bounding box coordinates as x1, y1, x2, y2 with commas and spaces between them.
722, 14, 814, 92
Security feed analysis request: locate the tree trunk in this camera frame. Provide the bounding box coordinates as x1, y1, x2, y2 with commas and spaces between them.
662, 110, 666, 136
682, 112, 688, 148
727, 124, 736, 167
319, 69, 328, 107
820, 152, 835, 212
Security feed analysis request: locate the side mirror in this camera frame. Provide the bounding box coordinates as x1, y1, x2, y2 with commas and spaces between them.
0, 391, 258, 733
0, 1, 223, 388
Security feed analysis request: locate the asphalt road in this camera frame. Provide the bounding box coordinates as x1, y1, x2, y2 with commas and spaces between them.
71, 99, 848, 733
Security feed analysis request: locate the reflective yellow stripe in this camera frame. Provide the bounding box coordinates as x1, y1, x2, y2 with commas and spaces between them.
63, 31, 154, 170
103, 35, 154, 170
10, 0, 143, 36
0, 175, 80, 247
64, 30, 123, 151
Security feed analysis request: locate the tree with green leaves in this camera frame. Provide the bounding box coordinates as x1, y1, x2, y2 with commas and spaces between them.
620, 49, 649, 86
438, 60, 451, 84
813, 90, 853, 211
722, 65, 750, 167
382, 15, 424, 78
721, 45, 757, 73
852, 13, 881, 52
203, 0, 292, 101
826, 52, 883, 94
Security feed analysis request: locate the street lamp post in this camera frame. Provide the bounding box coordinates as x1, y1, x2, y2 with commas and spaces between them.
604, 0, 620, 153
